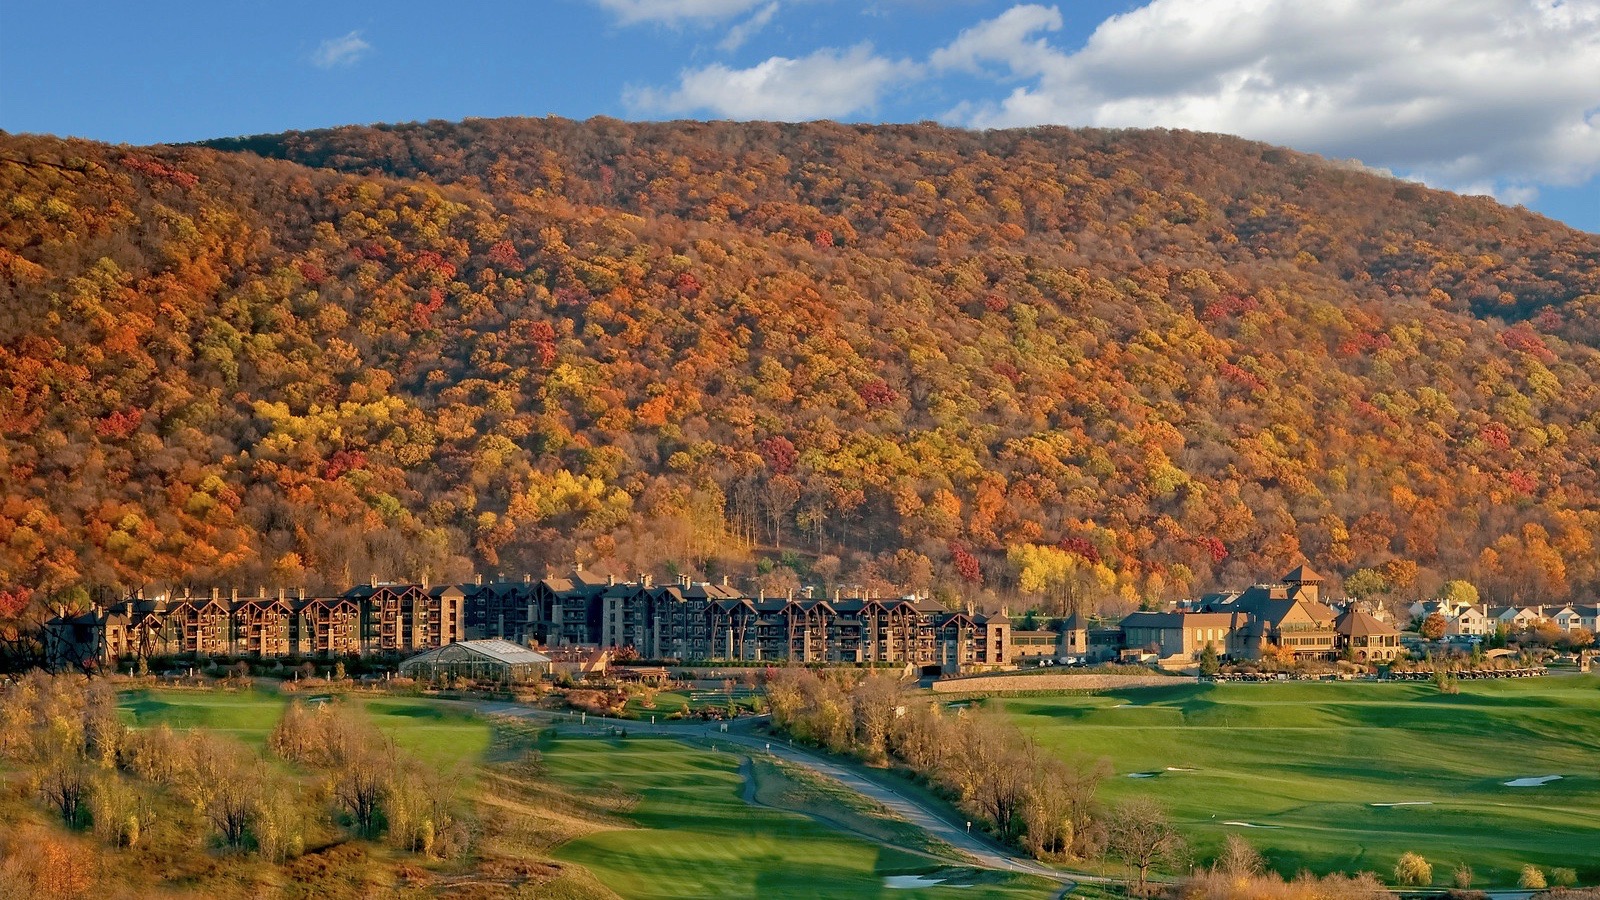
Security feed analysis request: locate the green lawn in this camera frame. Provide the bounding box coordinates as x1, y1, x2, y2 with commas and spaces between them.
621, 690, 762, 720
994, 676, 1600, 888
117, 688, 492, 766
116, 690, 1056, 898
541, 736, 1056, 899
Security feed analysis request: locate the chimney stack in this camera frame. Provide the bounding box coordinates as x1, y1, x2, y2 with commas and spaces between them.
523, 573, 532, 584
210, 587, 220, 602
476, 574, 484, 586
370, 574, 378, 588
722, 575, 729, 587
608, 574, 615, 586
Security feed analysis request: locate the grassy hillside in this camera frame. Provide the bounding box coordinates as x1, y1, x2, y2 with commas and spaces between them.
995, 676, 1600, 886
3, 119, 1599, 622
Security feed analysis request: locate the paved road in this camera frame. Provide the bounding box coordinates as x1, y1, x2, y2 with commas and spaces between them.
471, 701, 1089, 889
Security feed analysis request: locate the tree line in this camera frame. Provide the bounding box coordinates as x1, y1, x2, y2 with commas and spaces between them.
0, 672, 463, 890
763, 667, 1192, 889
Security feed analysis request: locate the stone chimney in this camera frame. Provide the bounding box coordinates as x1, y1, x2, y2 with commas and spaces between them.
370, 574, 378, 588
722, 575, 730, 587
608, 573, 615, 586
523, 573, 532, 583
475, 574, 484, 586
210, 587, 220, 602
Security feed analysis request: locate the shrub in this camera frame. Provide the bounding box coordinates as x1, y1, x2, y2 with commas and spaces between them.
1551, 867, 1577, 887
1519, 865, 1546, 889
1395, 851, 1432, 886
1452, 863, 1473, 888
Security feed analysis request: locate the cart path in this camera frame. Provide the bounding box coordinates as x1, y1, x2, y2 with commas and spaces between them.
472, 702, 1085, 888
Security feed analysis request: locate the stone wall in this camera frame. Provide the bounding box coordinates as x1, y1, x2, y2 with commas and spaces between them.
931, 672, 1189, 694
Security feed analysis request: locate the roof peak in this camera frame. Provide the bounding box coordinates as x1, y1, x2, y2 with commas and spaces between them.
1282, 564, 1323, 584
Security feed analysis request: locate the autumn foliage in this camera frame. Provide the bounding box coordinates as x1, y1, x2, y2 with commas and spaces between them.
1, 118, 1598, 615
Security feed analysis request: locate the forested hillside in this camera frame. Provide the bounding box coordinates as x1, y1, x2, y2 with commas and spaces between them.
3, 118, 1598, 623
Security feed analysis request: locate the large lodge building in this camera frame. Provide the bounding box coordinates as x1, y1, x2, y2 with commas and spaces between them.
47, 563, 1401, 673
47, 566, 1012, 674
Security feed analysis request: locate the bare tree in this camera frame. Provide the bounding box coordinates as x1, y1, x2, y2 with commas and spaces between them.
384, 756, 461, 857
180, 731, 260, 850
89, 770, 143, 848
335, 737, 394, 837
850, 673, 902, 762
36, 751, 91, 828
1060, 753, 1113, 859
1213, 833, 1263, 877
1020, 764, 1074, 857
1107, 797, 1185, 896
251, 779, 306, 862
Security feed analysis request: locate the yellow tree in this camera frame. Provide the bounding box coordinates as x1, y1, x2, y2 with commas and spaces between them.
1008, 544, 1117, 618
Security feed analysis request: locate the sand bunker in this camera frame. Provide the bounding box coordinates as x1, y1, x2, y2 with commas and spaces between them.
1370, 801, 1433, 807
1222, 822, 1280, 828
1504, 775, 1562, 787
885, 875, 963, 889
1166, 766, 1198, 772
1127, 772, 1158, 778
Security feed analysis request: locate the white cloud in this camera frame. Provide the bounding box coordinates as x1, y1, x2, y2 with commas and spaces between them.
719, 1, 781, 52
929, 4, 1062, 75
595, 0, 773, 25
935, 1, 1600, 195
629, 44, 919, 120
312, 31, 371, 69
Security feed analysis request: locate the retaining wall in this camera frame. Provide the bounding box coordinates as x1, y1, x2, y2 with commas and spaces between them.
930, 672, 1191, 694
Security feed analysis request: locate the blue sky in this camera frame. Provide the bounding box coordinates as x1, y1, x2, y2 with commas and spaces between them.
3, 0, 1596, 232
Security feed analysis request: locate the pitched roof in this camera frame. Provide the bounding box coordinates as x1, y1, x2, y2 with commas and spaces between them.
1120, 611, 1184, 628
1282, 564, 1324, 584
1335, 607, 1398, 637
409, 639, 551, 666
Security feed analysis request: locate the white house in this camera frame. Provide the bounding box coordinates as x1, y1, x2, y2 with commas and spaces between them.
1446, 604, 1493, 636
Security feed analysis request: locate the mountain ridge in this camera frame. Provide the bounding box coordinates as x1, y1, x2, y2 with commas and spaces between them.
2, 117, 1597, 620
